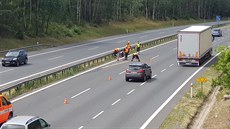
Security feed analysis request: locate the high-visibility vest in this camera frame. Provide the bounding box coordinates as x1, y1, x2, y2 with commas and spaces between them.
136, 43, 140, 48
125, 48, 129, 53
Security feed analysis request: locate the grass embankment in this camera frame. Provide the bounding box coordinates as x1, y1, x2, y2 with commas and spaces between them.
159, 66, 230, 129
0, 19, 209, 51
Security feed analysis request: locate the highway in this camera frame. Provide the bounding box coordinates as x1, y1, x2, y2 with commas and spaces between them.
10, 26, 230, 128
0, 21, 229, 88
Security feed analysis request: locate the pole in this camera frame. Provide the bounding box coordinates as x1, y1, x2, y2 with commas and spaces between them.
190, 83, 193, 98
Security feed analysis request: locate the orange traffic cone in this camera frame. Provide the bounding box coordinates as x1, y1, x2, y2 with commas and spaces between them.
108, 75, 112, 80
64, 98, 68, 104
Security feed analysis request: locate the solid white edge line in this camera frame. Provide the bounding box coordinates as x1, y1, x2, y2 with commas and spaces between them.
161, 69, 166, 73
140, 52, 221, 129
78, 126, 84, 129
71, 88, 91, 99
127, 89, 135, 95
11, 59, 119, 103
11, 39, 176, 103
112, 99, 121, 106
92, 111, 104, 119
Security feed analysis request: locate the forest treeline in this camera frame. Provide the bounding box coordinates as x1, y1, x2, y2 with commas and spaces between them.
0, 0, 230, 38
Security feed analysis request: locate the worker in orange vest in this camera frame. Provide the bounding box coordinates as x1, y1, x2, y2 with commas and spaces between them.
124, 47, 129, 60
125, 41, 131, 52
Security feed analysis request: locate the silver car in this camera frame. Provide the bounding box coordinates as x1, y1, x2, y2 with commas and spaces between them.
125, 62, 152, 82
0, 116, 50, 129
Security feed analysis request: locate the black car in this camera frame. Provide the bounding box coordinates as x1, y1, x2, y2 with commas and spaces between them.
125, 62, 152, 82
2, 49, 28, 66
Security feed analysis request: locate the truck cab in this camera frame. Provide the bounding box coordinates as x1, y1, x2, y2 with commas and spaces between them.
0, 95, 13, 125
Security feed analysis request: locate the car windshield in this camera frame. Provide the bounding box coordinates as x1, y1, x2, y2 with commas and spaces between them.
5, 51, 19, 57
1, 124, 25, 129
129, 65, 142, 70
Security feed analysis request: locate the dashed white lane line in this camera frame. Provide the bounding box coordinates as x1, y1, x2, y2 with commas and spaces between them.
119, 71, 126, 75
92, 111, 104, 119
127, 89, 135, 95
169, 64, 174, 67
140, 82, 146, 86
78, 126, 84, 129
88, 47, 99, 50
0, 69, 14, 74
161, 69, 166, 73
152, 74, 157, 78
48, 56, 63, 61
140, 35, 147, 38
150, 55, 159, 60
71, 88, 91, 99
112, 99, 121, 106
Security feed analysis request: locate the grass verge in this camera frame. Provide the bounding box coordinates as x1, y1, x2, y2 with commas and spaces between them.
0, 18, 211, 51
159, 66, 221, 129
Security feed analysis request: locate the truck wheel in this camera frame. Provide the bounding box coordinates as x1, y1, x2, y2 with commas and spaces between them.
8, 112, 13, 119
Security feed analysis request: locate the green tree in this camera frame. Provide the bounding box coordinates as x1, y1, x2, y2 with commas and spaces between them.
213, 46, 230, 90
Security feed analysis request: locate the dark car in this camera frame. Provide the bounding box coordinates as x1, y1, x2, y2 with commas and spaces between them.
2, 49, 28, 67
212, 28, 222, 37
125, 62, 152, 82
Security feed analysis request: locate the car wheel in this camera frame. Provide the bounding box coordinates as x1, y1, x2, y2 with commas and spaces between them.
16, 61, 20, 66
24, 58, 28, 64
2, 63, 5, 67
126, 78, 129, 82
142, 75, 147, 82
8, 112, 13, 119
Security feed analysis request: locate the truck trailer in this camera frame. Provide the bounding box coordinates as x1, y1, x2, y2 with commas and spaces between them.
177, 26, 213, 66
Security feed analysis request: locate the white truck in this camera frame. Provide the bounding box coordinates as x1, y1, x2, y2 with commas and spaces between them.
177, 26, 212, 66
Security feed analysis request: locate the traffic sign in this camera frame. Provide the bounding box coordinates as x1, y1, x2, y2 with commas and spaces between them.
196, 77, 208, 83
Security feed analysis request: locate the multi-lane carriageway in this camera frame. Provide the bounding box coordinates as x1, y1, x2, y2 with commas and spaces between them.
1, 22, 230, 129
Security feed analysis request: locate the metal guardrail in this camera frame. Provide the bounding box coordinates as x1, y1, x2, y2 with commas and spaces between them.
1, 21, 229, 96
0, 34, 177, 95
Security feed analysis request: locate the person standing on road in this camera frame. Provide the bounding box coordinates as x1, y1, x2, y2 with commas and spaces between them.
136, 41, 141, 54
131, 52, 140, 62
124, 47, 129, 60
126, 41, 131, 52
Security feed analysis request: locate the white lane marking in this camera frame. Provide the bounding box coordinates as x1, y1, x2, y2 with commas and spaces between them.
11, 40, 176, 103
150, 55, 159, 60
119, 71, 126, 75
173, 47, 177, 50
29, 34, 176, 58
140, 52, 221, 129
140, 82, 146, 86
92, 111, 104, 119
102, 61, 128, 69
48, 56, 63, 61
152, 74, 157, 78
88, 47, 98, 50
0, 69, 14, 74
140, 35, 147, 38
71, 88, 91, 99
127, 89, 135, 95
160, 32, 165, 34
161, 69, 166, 73
78, 126, 84, 129
0, 50, 114, 88
169, 64, 174, 67
112, 99, 121, 106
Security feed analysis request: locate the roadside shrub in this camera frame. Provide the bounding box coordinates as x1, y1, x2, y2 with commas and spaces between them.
15, 30, 24, 40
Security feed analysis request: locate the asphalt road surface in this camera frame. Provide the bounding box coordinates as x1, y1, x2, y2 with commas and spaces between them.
0, 21, 229, 88
11, 26, 230, 129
